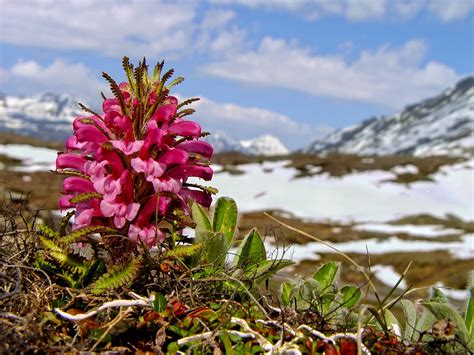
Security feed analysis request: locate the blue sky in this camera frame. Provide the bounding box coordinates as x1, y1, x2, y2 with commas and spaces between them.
1, 0, 473, 149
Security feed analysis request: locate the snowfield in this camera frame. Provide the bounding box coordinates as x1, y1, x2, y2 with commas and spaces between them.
211, 160, 474, 222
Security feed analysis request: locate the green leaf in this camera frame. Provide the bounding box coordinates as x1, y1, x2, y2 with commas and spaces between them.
244, 259, 295, 284
49, 251, 89, 276
233, 228, 266, 269
192, 202, 212, 233
431, 287, 448, 303
199, 231, 227, 267
281, 282, 292, 307
212, 197, 238, 248
153, 292, 167, 312
340, 285, 361, 308
400, 299, 418, 340
60, 226, 118, 245
313, 262, 340, 294
296, 278, 321, 310
82, 259, 106, 287
69, 192, 102, 204
383, 309, 401, 335
167, 76, 184, 89
91, 257, 141, 295
466, 286, 474, 339
162, 243, 203, 259
423, 300, 473, 350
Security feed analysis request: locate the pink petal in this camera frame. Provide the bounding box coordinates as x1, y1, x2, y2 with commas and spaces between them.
126, 203, 140, 221
56, 153, 87, 171
59, 194, 75, 209
168, 121, 201, 137
168, 165, 213, 181
180, 188, 212, 208
152, 103, 177, 123
176, 140, 213, 158
100, 200, 116, 218
63, 177, 94, 193
159, 149, 188, 166
111, 140, 144, 155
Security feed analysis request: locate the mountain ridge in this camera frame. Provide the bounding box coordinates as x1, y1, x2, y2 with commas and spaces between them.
306, 76, 474, 156
0, 93, 290, 156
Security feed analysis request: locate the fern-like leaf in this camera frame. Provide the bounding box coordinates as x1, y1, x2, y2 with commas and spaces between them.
177, 97, 200, 109
163, 243, 203, 259
36, 224, 60, 239
167, 76, 184, 90
102, 71, 128, 116
60, 211, 75, 237
49, 251, 89, 276
91, 257, 141, 295
60, 226, 119, 245
69, 192, 102, 204
35, 253, 60, 274
55, 169, 90, 180
122, 56, 136, 92
152, 60, 164, 83
77, 102, 103, 120
177, 108, 195, 119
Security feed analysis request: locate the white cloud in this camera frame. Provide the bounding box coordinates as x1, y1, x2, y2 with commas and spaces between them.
345, 0, 386, 21
203, 38, 459, 108
4, 59, 106, 106
427, 0, 474, 22
201, 9, 236, 29
185, 96, 331, 149
213, 0, 474, 22
0, 1, 198, 58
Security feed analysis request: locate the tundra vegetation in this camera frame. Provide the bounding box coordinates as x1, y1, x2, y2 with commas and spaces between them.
0, 58, 472, 354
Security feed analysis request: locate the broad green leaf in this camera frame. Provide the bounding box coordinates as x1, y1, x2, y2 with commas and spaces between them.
422, 301, 473, 351
200, 231, 227, 267
281, 282, 293, 307
296, 278, 321, 310
340, 285, 361, 308
244, 259, 295, 284
313, 261, 340, 294
417, 307, 437, 334
212, 197, 238, 247
431, 287, 448, 303
153, 292, 167, 312
400, 299, 418, 340
466, 287, 474, 339
383, 309, 402, 336
233, 228, 266, 269
192, 203, 212, 234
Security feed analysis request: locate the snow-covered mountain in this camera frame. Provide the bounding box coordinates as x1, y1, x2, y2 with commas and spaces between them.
0, 93, 290, 156
204, 132, 289, 155
307, 76, 474, 156
0, 93, 80, 141
240, 134, 289, 155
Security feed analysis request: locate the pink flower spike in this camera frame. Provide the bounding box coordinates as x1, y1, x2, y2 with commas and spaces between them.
168, 121, 201, 137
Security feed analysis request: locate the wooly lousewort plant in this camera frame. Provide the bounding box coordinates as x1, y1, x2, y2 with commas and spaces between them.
37, 57, 217, 293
